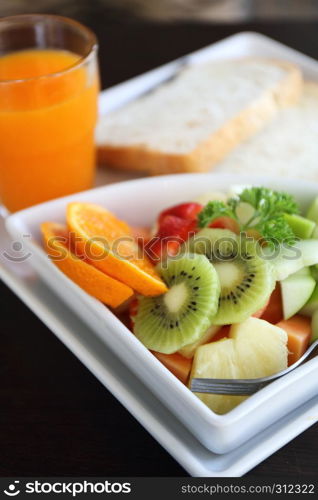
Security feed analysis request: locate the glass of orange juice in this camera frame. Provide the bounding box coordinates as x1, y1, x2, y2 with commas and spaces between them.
0, 14, 99, 212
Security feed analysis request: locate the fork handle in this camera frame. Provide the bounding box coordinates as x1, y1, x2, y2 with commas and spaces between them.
190, 379, 270, 395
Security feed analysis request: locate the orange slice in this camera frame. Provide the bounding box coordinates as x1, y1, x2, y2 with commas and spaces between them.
41, 222, 134, 308
67, 202, 167, 296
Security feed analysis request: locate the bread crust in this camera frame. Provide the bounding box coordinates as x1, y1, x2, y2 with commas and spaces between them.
97, 60, 303, 174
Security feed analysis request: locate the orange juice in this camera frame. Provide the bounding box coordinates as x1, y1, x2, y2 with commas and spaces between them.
0, 49, 99, 212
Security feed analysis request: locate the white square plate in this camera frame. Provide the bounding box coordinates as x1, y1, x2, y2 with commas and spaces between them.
1, 212, 317, 477
6, 173, 318, 454
5, 32, 318, 454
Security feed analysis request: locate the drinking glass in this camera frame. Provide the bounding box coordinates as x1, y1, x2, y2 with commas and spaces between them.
0, 14, 99, 212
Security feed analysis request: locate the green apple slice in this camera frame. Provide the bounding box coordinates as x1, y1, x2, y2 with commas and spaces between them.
284, 213, 315, 239
280, 267, 316, 320
178, 324, 221, 359
306, 197, 318, 223
300, 284, 318, 316
310, 264, 318, 281
310, 310, 318, 343
267, 239, 318, 281
235, 202, 259, 226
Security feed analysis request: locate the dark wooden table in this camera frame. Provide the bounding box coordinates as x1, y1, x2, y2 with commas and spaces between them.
1, 13, 318, 476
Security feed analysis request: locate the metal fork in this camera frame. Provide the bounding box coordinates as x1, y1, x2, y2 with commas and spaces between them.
190, 339, 318, 396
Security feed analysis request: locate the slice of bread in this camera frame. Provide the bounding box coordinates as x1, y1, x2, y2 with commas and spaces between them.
96, 59, 302, 174
215, 82, 318, 180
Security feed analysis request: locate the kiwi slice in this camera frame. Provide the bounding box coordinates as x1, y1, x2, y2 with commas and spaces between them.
133, 253, 220, 354
185, 228, 239, 261
186, 229, 275, 324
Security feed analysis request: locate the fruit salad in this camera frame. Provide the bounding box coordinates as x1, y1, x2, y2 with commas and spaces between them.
41, 186, 318, 414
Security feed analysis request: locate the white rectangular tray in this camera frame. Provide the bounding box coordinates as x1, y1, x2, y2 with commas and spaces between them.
7, 172, 318, 454
2, 31, 318, 474
6, 31, 318, 455
1, 212, 317, 477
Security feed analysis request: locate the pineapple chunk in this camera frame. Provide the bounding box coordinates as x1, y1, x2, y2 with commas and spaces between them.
190, 317, 288, 414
